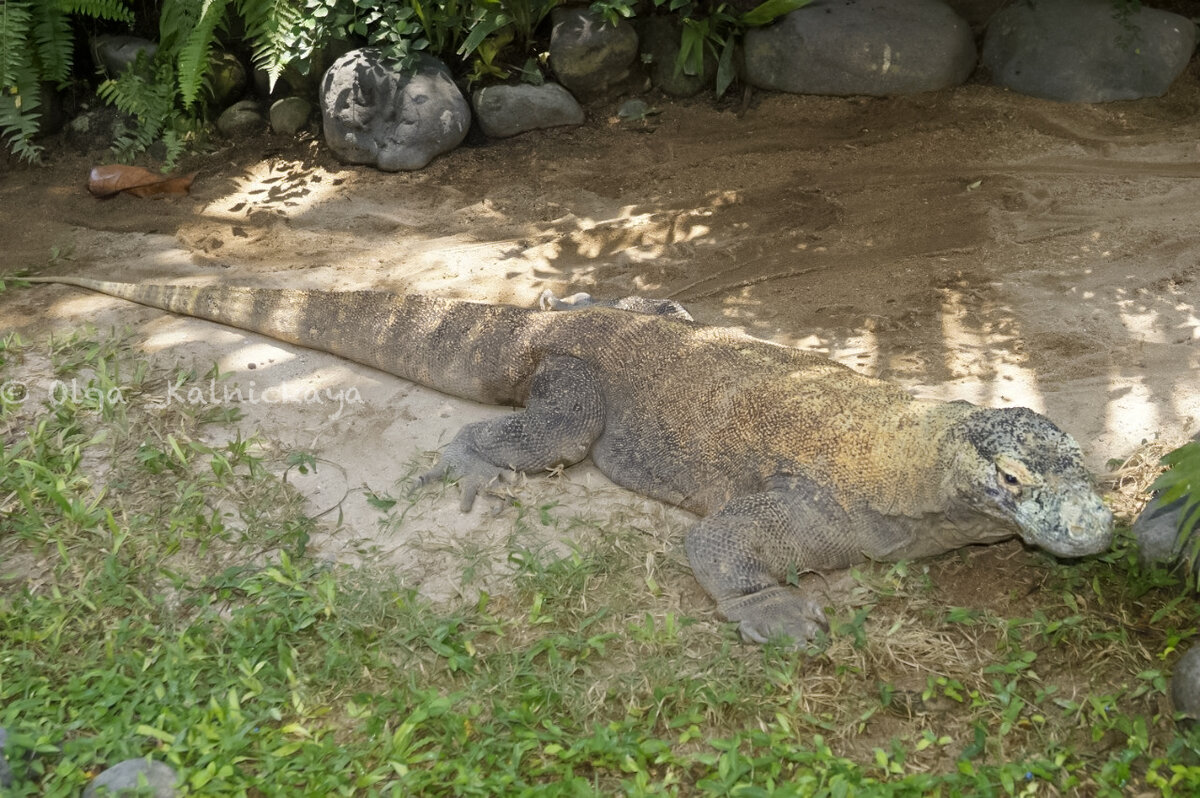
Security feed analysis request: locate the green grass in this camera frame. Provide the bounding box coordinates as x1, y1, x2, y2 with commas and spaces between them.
4, 328, 1200, 796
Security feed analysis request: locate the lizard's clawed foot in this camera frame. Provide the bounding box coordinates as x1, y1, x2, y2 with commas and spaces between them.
719, 587, 829, 647
412, 440, 515, 512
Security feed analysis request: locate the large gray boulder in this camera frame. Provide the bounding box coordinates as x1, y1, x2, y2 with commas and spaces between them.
83, 758, 178, 798
91, 35, 158, 77
549, 7, 639, 99
743, 0, 976, 96
320, 49, 470, 171
472, 83, 584, 138
981, 0, 1196, 102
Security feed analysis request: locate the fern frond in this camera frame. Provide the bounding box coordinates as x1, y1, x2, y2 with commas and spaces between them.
240, 0, 301, 93
158, 0, 202, 54
0, 0, 33, 90
97, 58, 176, 159
61, 0, 136, 25
177, 0, 231, 108
0, 92, 42, 161
0, 0, 43, 161
31, 0, 74, 86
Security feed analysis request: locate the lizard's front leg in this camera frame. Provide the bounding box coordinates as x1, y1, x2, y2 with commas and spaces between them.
685, 486, 863, 646
416, 355, 605, 510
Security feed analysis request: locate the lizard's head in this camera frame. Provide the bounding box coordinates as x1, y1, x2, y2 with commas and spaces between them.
947, 406, 1113, 558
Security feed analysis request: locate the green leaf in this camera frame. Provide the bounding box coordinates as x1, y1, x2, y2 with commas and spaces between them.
177, 0, 232, 108
458, 10, 511, 58
677, 23, 704, 78
271, 740, 307, 757
136, 723, 176, 745
739, 0, 811, 27
714, 35, 735, 98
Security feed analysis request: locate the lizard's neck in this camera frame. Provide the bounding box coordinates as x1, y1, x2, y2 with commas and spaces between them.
859, 399, 977, 518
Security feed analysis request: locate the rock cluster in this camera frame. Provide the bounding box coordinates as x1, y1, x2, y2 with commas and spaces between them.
89, 36, 318, 144
82, 1, 1200, 172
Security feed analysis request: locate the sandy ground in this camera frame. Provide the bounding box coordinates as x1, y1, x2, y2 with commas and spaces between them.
3, 71, 1199, 600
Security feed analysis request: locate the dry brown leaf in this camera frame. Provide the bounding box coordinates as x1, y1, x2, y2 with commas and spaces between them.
87, 165, 197, 198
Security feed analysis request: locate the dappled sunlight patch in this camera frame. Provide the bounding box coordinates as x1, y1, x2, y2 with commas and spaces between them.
935, 287, 1045, 412
1105, 379, 1164, 454
202, 158, 346, 222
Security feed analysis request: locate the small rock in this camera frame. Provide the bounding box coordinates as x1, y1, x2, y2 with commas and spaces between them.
0, 727, 13, 789
617, 98, 657, 121
217, 99, 266, 138
743, 0, 976, 96
549, 7, 640, 100
473, 83, 583, 138
66, 106, 134, 153
1133, 433, 1200, 571
320, 49, 470, 171
208, 52, 248, 107
83, 758, 178, 798
1133, 492, 1195, 569
1173, 647, 1200, 724
270, 96, 313, 135
91, 35, 158, 77
637, 15, 714, 97
981, 0, 1196, 102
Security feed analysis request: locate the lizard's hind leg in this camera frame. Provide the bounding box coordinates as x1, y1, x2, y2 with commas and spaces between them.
415, 356, 605, 511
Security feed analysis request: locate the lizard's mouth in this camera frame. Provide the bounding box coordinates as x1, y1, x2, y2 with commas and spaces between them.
1015, 487, 1114, 558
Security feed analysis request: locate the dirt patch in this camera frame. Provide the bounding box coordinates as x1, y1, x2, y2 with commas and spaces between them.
3, 72, 1200, 601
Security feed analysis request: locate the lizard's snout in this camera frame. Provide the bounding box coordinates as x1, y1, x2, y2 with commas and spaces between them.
1030, 488, 1114, 558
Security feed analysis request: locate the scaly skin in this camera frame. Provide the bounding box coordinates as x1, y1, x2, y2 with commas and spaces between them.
25, 276, 1115, 644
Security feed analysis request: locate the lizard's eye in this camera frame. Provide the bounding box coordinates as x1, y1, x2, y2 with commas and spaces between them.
993, 456, 1031, 491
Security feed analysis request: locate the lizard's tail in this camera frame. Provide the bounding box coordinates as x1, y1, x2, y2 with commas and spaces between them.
25, 276, 543, 405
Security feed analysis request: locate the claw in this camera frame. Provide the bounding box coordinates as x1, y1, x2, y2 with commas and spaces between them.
410, 455, 512, 512
720, 587, 829, 648
412, 463, 450, 491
